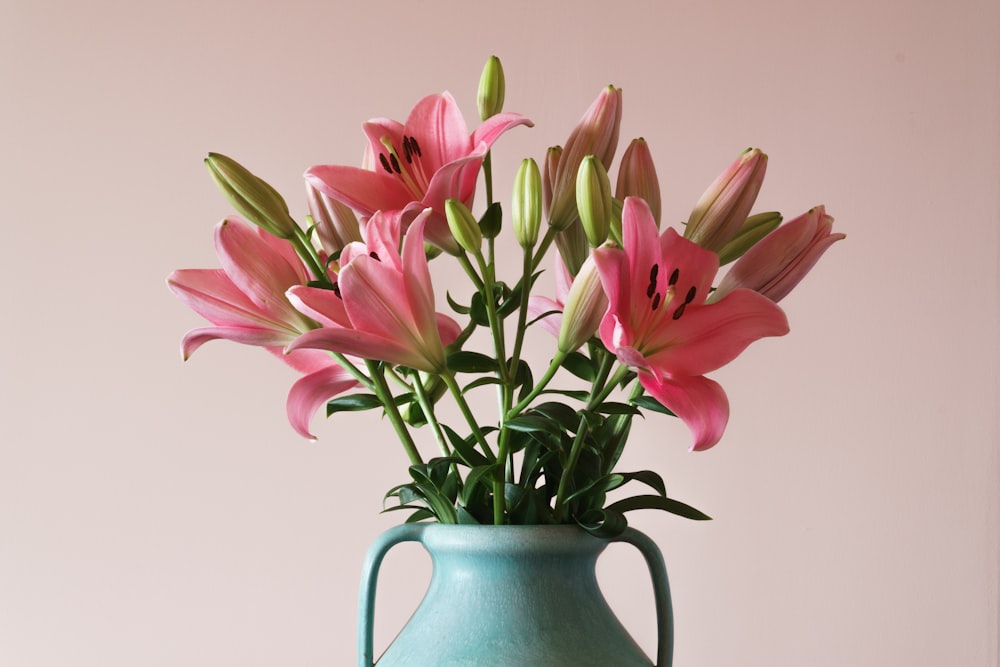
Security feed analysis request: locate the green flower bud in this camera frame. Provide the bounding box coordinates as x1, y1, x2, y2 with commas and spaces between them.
512, 158, 542, 248
477, 55, 506, 121
444, 198, 482, 254
205, 152, 297, 239
717, 211, 783, 265
576, 155, 612, 247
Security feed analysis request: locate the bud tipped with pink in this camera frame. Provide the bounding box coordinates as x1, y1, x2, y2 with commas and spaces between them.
615, 138, 661, 227
712, 206, 844, 303
545, 86, 623, 231
684, 148, 767, 253
305, 181, 363, 255
556, 255, 608, 353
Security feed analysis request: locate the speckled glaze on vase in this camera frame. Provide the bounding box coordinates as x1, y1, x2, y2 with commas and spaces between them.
358, 524, 673, 667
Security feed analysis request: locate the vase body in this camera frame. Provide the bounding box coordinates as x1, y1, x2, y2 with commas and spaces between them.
358, 524, 672, 667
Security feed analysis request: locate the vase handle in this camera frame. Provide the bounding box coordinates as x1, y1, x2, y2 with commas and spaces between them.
357, 523, 428, 667
613, 527, 674, 667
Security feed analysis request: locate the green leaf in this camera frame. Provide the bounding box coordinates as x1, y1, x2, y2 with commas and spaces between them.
447, 351, 499, 373
540, 389, 590, 401
441, 424, 492, 467
576, 508, 628, 538
605, 494, 712, 520
630, 396, 677, 417
561, 352, 597, 382
478, 202, 502, 238
529, 402, 580, 432
456, 506, 482, 524
459, 464, 498, 506
469, 292, 490, 326
594, 401, 641, 416
446, 291, 471, 315
326, 394, 384, 416
504, 415, 566, 437
618, 470, 667, 497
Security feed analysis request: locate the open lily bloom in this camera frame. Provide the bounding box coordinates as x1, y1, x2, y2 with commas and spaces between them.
287, 210, 462, 373
526, 255, 574, 339
166, 217, 359, 439
305, 92, 532, 252
593, 198, 790, 451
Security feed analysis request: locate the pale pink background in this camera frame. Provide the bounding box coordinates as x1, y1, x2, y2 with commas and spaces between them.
2, 0, 997, 665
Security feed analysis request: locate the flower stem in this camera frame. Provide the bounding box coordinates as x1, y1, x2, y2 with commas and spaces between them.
366, 361, 423, 466
412, 372, 452, 459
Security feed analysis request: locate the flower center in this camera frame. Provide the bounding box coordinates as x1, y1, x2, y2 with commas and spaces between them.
646, 263, 696, 320
377, 134, 430, 200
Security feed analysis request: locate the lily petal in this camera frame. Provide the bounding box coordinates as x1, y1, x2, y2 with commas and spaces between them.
286, 364, 360, 440
639, 373, 730, 451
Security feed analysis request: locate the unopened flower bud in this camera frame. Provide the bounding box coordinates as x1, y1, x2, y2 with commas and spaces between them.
712, 205, 844, 303
717, 211, 782, 266
616, 138, 661, 227
444, 198, 482, 254
684, 148, 767, 253
205, 152, 298, 239
512, 158, 542, 248
477, 55, 506, 121
554, 220, 590, 277
305, 181, 363, 255
546, 86, 622, 231
557, 255, 608, 353
576, 156, 612, 247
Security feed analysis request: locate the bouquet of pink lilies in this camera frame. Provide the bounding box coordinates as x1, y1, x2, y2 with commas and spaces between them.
168, 57, 842, 532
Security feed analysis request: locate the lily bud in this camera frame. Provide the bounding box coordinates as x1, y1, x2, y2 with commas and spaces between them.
557, 255, 609, 353
205, 152, 298, 239
477, 55, 506, 121
615, 138, 661, 227
305, 181, 363, 255
712, 205, 844, 303
444, 198, 482, 254
716, 211, 782, 266
512, 158, 542, 248
546, 86, 622, 231
554, 220, 590, 277
684, 148, 767, 253
576, 156, 612, 247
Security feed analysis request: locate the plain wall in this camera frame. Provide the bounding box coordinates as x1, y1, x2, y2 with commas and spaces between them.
1, 0, 997, 665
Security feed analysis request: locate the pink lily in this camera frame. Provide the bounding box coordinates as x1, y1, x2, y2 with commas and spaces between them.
712, 205, 845, 303
305, 92, 532, 252
166, 217, 359, 439
593, 198, 790, 451
286, 209, 462, 373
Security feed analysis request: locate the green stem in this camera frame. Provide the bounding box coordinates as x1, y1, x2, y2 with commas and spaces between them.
440, 373, 495, 461
290, 227, 331, 286
366, 361, 422, 466
412, 373, 451, 459
505, 351, 567, 419
508, 249, 534, 383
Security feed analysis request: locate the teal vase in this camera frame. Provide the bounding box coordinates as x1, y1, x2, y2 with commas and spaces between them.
358, 524, 673, 666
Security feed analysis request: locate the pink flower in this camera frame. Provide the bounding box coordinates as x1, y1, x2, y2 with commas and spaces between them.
593, 198, 790, 451
712, 205, 845, 303
527, 256, 608, 353
166, 217, 359, 439
305, 92, 532, 252
526, 256, 574, 339
286, 209, 462, 373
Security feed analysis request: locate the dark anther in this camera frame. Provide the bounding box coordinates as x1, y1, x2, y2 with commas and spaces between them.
651, 292, 662, 311
332, 282, 342, 298
389, 154, 401, 174
378, 153, 393, 174
403, 137, 413, 164
668, 268, 680, 286
685, 286, 697, 304
672, 303, 687, 320
410, 136, 422, 157
646, 281, 657, 298
649, 264, 659, 283
369, 251, 381, 261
